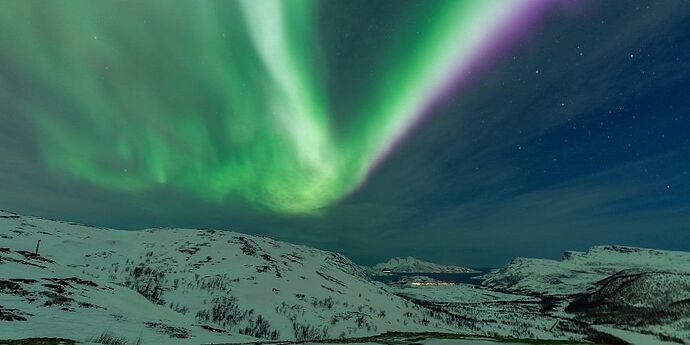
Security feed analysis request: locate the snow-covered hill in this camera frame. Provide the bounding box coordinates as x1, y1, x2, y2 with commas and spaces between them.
4, 210, 689, 344
567, 270, 690, 344
0, 210, 464, 344
482, 245, 690, 296
479, 245, 690, 344
372, 256, 477, 274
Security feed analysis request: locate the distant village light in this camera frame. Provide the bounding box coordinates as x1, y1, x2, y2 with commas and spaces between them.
410, 281, 455, 286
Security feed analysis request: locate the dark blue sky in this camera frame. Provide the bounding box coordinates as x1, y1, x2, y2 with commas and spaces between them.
1, 1, 689, 267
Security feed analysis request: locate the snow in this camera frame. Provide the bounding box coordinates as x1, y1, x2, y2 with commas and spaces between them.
2, 210, 688, 344
0, 211, 470, 343
372, 256, 478, 274
593, 326, 681, 345
421, 340, 523, 345
391, 283, 538, 304
480, 245, 690, 344
305, 339, 524, 345
482, 245, 690, 296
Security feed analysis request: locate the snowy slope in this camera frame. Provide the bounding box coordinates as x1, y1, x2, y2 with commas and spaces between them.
482, 245, 690, 296
388, 282, 592, 343
567, 270, 690, 343
391, 283, 539, 305
480, 245, 690, 344
0, 210, 467, 344
372, 256, 477, 274
4, 210, 687, 344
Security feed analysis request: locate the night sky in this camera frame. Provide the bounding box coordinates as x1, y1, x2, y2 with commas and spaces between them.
1, 0, 689, 267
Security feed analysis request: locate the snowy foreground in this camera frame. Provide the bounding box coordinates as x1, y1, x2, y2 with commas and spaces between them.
1, 210, 689, 344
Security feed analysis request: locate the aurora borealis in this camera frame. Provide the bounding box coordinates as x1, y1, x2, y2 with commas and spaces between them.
2, 1, 690, 266
0, 0, 553, 213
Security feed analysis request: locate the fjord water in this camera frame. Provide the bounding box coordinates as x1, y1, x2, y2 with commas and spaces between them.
371, 270, 491, 285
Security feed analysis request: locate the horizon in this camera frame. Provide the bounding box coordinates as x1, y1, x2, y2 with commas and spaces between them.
1, 207, 678, 270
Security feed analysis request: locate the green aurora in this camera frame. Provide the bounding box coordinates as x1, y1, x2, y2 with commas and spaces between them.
0, 0, 541, 213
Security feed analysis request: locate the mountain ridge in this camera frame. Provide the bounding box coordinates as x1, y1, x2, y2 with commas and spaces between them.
372, 256, 478, 274
0, 210, 465, 343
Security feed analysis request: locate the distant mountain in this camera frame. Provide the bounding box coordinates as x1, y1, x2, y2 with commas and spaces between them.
372, 256, 478, 274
